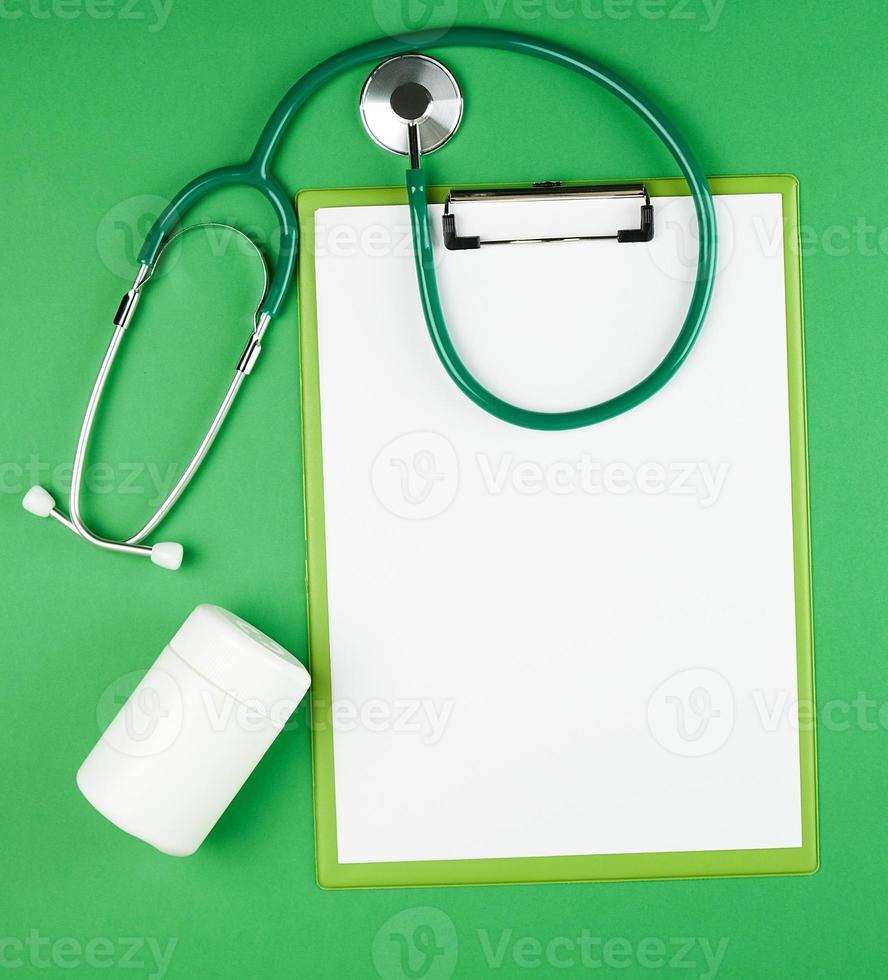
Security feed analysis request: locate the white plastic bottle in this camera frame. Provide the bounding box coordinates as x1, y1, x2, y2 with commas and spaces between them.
77, 604, 310, 856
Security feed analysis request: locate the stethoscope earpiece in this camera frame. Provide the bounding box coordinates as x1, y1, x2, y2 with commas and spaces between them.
23, 486, 183, 569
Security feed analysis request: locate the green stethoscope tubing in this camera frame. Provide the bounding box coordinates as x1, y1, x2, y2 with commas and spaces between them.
139, 27, 717, 431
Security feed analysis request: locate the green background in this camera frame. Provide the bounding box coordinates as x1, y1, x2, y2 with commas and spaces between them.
1, 0, 885, 977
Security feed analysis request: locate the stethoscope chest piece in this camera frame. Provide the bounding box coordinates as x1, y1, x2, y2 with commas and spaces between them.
359, 54, 462, 156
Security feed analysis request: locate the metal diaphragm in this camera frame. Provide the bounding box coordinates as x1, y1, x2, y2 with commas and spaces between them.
359, 54, 463, 156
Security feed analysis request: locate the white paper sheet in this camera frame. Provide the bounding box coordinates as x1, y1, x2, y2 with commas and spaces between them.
313, 192, 802, 864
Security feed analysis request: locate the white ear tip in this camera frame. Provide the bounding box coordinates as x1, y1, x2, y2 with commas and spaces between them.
151, 542, 183, 570
23, 485, 56, 518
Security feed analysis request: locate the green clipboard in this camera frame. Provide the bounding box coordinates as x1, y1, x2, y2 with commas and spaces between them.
297, 175, 818, 888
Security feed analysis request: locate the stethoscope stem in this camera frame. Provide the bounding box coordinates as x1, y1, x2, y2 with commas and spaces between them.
407, 123, 421, 169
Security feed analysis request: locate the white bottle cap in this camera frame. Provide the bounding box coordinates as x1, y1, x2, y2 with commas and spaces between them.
76, 605, 310, 856
168, 604, 307, 724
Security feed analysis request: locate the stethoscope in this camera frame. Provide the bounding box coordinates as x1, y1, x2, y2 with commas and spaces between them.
23, 27, 717, 570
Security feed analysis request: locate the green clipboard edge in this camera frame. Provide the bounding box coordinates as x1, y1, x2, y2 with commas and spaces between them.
297, 175, 818, 889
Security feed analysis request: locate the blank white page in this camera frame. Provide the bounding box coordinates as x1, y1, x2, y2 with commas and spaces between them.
313, 192, 802, 864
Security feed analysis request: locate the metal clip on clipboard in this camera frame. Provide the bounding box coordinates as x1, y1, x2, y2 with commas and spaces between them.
442, 181, 654, 250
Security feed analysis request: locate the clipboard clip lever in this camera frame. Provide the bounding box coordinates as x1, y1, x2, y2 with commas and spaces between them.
442, 181, 654, 250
